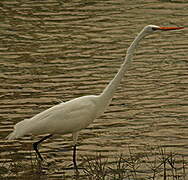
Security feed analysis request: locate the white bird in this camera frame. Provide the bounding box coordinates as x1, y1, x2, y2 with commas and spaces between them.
6, 25, 183, 170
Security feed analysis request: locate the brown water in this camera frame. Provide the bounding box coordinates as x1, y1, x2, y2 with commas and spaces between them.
0, 0, 188, 179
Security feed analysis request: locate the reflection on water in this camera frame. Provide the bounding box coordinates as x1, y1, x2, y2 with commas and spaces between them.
0, 0, 187, 179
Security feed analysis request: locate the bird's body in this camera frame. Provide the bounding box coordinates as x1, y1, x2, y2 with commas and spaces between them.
6, 25, 183, 169
8, 95, 104, 139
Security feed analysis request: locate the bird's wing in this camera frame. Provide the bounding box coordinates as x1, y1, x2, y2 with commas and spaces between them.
25, 96, 97, 135
30, 102, 65, 122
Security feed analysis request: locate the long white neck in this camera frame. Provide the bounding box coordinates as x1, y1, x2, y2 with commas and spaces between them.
97, 29, 147, 114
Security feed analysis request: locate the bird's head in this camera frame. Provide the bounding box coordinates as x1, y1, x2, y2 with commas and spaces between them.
126, 25, 184, 55
143, 25, 184, 35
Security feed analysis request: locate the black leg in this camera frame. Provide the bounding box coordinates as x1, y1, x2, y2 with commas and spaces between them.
73, 145, 78, 171
33, 134, 53, 161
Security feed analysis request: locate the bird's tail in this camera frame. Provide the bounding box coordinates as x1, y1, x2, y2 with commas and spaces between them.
6, 118, 31, 140
6, 131, 17, 140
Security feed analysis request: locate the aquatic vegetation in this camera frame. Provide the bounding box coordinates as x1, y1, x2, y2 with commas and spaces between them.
0, 146, 187, 179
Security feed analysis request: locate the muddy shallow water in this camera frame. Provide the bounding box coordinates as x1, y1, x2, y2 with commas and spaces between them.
0, 0, 188, 179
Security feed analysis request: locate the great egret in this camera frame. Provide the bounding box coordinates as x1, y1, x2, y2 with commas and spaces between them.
6, 25, 183, 170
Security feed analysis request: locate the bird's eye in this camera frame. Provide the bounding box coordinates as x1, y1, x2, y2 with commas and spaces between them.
152, 27, 158, 31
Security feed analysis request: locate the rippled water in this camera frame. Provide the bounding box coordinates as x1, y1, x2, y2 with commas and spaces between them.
0, 0, 188, 179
